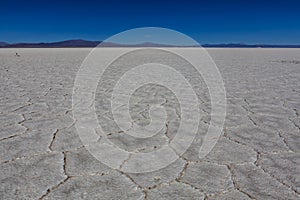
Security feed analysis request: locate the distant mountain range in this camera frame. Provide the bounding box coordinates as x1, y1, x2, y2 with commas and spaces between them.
0, 39, 300, 48
0, 42, 9, 47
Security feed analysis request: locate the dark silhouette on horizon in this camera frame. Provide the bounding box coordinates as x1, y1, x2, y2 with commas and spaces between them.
1, 39, 300, 48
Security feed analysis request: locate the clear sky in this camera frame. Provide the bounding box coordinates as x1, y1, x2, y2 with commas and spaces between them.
1, 0, 300, 44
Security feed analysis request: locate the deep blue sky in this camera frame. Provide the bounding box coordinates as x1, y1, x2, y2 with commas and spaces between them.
1, 0, 300, 44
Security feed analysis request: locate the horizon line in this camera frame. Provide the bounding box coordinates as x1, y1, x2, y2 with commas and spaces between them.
1, 39, 300, 48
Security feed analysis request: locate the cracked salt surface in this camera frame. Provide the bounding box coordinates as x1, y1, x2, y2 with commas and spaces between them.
1, 48, 300, 199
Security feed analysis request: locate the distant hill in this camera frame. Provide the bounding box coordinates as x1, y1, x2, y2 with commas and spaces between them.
0, 40, 300, 48
0, 42, 9, 47
98, 42, 176, 47
0, 40, 178, 48
0, 39, 100, 48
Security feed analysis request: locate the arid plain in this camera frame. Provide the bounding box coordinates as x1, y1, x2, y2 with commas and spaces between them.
1, 48, 300, 199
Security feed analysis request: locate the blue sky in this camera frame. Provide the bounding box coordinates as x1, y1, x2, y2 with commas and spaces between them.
1, 0, 300, 44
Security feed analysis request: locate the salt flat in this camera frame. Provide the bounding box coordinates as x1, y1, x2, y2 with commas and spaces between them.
0, 48, 300, 199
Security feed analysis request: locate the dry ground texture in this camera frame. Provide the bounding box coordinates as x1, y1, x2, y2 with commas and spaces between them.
0, 48, 300, 199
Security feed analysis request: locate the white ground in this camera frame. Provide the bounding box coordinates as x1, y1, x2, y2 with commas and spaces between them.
0, 48, 300, 199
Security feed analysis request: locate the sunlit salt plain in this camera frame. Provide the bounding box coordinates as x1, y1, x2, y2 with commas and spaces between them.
1, 48, 300, 199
